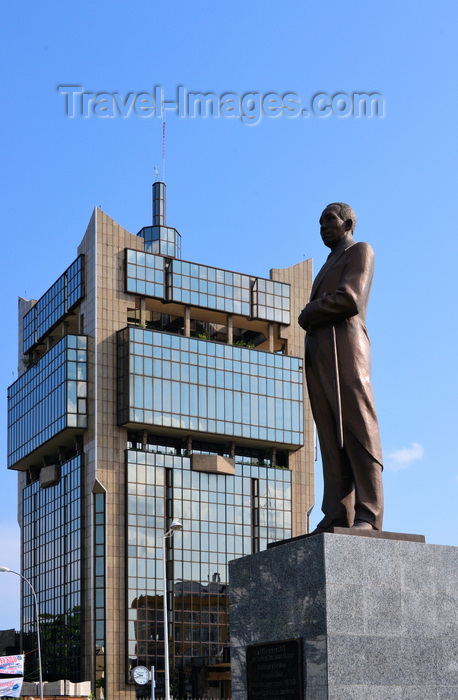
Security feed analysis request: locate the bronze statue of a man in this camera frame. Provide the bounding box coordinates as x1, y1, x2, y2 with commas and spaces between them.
298, 203, 384, 532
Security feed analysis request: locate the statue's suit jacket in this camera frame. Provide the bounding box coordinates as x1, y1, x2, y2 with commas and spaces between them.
300, 237, 383, 466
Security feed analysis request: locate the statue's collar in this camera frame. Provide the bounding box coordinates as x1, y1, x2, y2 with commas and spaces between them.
326, 236, 355, 260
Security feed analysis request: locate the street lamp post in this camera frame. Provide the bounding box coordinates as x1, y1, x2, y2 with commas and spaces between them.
162, 519, 182, 700
0, 567, 44, 700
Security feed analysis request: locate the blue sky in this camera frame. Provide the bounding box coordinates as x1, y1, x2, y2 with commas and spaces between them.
1, 1, 457, 629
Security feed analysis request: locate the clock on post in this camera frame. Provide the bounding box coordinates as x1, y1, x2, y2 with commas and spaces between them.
131, 666, 150, 685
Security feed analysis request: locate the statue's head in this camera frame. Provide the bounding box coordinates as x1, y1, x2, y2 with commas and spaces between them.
319, 202, 356, 249
326, 202, 356, 232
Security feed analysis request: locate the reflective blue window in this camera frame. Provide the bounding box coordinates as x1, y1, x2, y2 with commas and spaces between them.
137, 225, 182, 258
23, 256, 85, 353
8, 335, 88, 467
23, 305, 37, 352
124, 250, 292, 325
252, 277, 291, 324
169, 260, 252, 315
93, 492, 106, 667
37, 274, 66, 339
23, 454, 82, 682
118, 328, 303, 447
67, 256, 85, 309
126, 249, 166, 297
126, 449, 292, 690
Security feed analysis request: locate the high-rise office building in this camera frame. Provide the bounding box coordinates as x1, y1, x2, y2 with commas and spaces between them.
7, 184, 314, 699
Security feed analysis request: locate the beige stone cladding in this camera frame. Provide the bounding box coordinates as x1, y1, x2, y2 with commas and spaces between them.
271, 259, 314, 537
77, 209, 144, 697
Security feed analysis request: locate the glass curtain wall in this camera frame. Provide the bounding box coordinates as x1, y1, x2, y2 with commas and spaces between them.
126, 449, 291, 696
22, 455, 83, 682
118, 328, 303, 447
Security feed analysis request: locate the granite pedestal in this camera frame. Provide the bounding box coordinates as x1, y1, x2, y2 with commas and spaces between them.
229, 533, 458, 700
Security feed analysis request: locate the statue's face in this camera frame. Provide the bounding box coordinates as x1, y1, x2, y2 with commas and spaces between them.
319, 205, 351, 249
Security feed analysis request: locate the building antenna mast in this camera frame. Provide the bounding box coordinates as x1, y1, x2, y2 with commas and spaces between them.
152, 114, 166, 224
161, 113, 166, 183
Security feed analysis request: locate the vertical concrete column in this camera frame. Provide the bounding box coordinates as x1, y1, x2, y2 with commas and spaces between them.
227, 315, 233, 344
270, 447, 277, 467
184, 307, 191, 337
139, 298, 146, 326
268, 323, 274, 352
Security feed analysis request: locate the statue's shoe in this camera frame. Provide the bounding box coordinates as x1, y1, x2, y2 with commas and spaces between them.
350, 520, 376, 530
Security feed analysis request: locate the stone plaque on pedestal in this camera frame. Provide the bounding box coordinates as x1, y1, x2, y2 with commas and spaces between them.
246, 638, 303, 700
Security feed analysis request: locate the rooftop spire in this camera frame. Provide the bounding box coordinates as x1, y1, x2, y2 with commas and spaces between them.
152, 181, 166, 226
